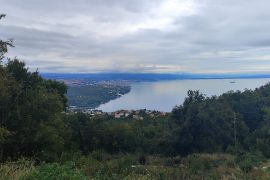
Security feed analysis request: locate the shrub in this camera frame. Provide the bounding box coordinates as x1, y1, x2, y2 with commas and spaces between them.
188, 154, 212, 174
0, 159, 35, 180
90, 150, 110, 161
236, 151, 266, 173
138, 154, 146, 165
22, 162, 88, 180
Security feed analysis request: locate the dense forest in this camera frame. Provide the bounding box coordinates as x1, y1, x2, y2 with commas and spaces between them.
2, 15, 270, 179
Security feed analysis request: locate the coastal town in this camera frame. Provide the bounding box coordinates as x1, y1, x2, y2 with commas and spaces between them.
67, 107, 168, 120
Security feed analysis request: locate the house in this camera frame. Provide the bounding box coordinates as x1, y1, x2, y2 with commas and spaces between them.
161, 112, 167, 116
125, 112, 130, 117
115, 112, 124, 118
133, 115, 143, 120
115, 113, 121, 119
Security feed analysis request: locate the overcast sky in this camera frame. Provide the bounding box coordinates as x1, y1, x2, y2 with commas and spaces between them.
1, 0, 270, 73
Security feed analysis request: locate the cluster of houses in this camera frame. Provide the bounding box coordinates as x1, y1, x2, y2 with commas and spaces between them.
113, 109, 167, 120
67, 106, 167, 119
67, 106, 103, 115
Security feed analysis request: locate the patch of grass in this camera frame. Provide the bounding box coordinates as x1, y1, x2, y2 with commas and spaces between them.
22, 162, 88, 180
0, 159, 35, 180
236, 151, 267, 173
3, 153, 270, 179
74, 153, 244, 179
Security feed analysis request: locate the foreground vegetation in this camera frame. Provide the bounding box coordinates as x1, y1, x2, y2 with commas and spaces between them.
2, 15, 270, 179
2, 152, 270, 180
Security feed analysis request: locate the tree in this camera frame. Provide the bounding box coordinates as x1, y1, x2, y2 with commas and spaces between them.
0, 14, 13, 61
0, 15, 68, 161
171, 91, 248, 155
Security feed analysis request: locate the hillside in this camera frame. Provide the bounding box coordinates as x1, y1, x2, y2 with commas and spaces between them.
2, 58, 270, 179
67, 84, 130, 109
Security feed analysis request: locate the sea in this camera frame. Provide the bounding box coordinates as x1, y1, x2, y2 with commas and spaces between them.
98, 78, 270, 112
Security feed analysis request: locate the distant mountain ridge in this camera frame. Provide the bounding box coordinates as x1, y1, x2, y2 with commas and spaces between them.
42, 73, 270, 81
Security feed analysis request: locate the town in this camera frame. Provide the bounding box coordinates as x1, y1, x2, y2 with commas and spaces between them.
67, 107, 168, 120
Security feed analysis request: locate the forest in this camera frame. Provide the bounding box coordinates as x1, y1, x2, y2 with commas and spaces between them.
2, 15, 270, 179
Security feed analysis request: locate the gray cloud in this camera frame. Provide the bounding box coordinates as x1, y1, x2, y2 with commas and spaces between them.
1, 0, 270, 73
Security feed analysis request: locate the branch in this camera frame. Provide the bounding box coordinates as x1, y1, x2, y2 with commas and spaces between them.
0, 14, 6, 20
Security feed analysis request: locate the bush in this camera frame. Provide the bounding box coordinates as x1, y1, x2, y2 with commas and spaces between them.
236, 151, 266, 173
188, 154, 211, 174
90, 150, 111, 161
138, 154, 146, 165
22, 162, 88, 180
0, 159, 35, 180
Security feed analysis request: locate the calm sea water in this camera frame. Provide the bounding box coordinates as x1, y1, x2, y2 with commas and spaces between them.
98, 78, 270, 112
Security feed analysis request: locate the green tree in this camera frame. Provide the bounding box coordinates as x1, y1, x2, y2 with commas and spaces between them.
171, 91, 248, 155
0, 15, 68, 161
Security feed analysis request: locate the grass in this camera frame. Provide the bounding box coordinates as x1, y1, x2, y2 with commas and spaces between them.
0, 159, 35, 180
22, 162, 88, 180
61, 152, 245, 179
2, 153, 270, 180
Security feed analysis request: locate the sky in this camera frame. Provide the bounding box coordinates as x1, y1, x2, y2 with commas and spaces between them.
1, 0, 270, 74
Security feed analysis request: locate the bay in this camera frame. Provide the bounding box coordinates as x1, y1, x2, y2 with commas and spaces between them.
98, 78, 270, 112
